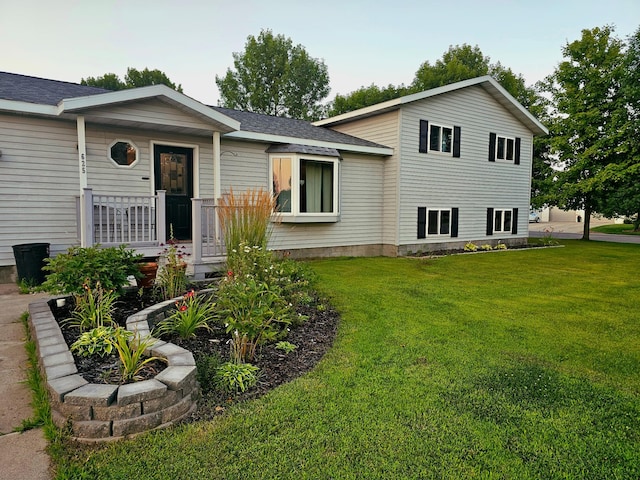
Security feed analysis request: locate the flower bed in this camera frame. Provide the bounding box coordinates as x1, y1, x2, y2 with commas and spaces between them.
28, 293, 211, 442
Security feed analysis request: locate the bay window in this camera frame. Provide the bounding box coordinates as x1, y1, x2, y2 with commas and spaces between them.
270, 153, 340, 222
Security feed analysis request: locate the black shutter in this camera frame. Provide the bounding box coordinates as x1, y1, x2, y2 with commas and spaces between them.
419, 120, 429, 153
514, 137, 521, 165
451, 208, 459, 237
418, 207, 426, 239
486, 208, 494, 236
512, 208, 519, 234
453, 126, 461, 157
488, 133, 496, 162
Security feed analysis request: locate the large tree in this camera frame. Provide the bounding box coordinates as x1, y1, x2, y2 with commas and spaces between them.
216, 29, 330, 121
412, 44, 490, 91
542, 26, 626, 239
81, 67, 182, 92
592, 26, 640, 229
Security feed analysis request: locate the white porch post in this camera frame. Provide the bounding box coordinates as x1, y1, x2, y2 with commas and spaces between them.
77, 116, 89, 246
156, 190, 167, 244
213, 131, 221, 203
192, 198, 203, 264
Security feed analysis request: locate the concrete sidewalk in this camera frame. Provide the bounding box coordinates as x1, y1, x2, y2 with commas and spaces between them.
0, 283, 51, 480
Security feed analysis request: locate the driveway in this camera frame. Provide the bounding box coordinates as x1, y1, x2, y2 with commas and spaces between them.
528, 221, 640, 244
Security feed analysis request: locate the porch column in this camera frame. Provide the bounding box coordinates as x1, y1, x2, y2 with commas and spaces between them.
77, 116, 89, 246
213, 131, 221, 203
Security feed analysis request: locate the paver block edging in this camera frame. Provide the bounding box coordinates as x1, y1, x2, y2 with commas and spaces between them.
28, 294, 203, 442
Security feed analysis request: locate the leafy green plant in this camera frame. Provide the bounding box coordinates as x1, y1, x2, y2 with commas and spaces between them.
216, 361, 259, 393
71, 325, 129, 358
113, 331, 165, 383
66, 282, 117, 332
275, 341, 297, 354
480, 244, 493, 251
42, 245, 142, 294
216, 276, 293, 362
539, 227, 559, 246
464, 242, 478, 252
155, 290, 216, 339
494, 242, 507, 250
157, 228, 189, 301
196, 353, 223, 394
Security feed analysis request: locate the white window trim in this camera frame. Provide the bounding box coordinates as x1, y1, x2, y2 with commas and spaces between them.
108, 139, 139, 168
427, 208, 451, 236
495, 135, 516, 162
494, 208, 513, 233
269, 153, 340, 223
428, 124, 454, 156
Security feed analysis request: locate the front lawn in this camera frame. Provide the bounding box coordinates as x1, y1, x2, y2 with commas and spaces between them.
592, 223, 640, 235
55, 241, 640, 479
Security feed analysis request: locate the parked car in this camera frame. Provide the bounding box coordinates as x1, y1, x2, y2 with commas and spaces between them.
529, 211, 541, 223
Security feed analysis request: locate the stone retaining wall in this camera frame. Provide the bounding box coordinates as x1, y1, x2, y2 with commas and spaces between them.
28, 291, 213, 442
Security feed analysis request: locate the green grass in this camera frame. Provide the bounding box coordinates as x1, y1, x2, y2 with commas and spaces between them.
54, 241, 640, 479
592, 223, 640, 235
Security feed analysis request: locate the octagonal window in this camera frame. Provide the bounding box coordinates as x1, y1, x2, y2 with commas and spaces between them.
109, 140, 138, 167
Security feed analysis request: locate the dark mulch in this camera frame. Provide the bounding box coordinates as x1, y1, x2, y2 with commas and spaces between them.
52, 287, 340, 422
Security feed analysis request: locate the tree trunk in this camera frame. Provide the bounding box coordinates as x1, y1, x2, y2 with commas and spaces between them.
582, 204, 592, 240
635, 211, 640, 232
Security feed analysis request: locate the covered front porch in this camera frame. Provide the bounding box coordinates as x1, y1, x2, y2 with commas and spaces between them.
77, 188, 227, 278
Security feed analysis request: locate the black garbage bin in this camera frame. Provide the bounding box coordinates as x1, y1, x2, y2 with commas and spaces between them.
12, 243, 50, 286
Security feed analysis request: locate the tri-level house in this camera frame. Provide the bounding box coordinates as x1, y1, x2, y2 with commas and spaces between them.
0, 72, 547, 282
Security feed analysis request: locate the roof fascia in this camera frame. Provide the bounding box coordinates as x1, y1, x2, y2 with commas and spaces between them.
315, 75, 549, 136
0, 99, 58, 116
58, 85, 241, 131
224, 130, 393, 156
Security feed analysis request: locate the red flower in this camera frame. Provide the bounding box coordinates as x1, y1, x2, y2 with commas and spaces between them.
179, 305, 188, 312
227, 270, 233, 277
184, 290, 195, 299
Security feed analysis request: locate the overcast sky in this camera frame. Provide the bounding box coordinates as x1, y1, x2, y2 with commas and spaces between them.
2, 0, 638, 106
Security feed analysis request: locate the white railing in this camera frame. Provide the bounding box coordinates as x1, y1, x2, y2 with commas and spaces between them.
192, 198, 226, 263
80, 188, 166, 247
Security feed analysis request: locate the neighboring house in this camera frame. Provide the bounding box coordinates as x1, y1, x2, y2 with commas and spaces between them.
0, 72, 547, 282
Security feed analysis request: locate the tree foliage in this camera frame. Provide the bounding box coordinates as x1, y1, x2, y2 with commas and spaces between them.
412, 44, 490, 91
330, 84, 410, 117
81, 68, 182, 92
541, 25, 627, 239
216, 29, 330, 121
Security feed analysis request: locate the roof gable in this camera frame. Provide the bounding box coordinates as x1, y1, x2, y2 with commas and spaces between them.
314, 76, 549, 136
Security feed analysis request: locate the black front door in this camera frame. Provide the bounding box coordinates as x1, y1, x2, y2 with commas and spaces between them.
154, 145, 193, 241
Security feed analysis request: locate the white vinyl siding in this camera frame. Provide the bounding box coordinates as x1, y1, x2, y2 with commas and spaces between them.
82, 98, 216, 133
398, 85, 533, 245
327, 110, 399, 246
0, 114, 79, 265
270, 153, 384, 250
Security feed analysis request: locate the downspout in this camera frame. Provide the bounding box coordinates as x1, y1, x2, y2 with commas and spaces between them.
77, 116, 89, 246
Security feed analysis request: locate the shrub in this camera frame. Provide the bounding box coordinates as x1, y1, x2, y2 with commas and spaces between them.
216, 361, 260, 393
196, 353, 223, 394
480, 244, 493, 251
155, 290, 216, 339
216, 276, 294, 362
494, 242, 507, 250
42, 245, 142, 295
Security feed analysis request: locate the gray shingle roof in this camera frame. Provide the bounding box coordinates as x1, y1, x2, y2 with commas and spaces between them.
0, 71, 111, 105
0, 72, 389, 150
212, 106, 386, 149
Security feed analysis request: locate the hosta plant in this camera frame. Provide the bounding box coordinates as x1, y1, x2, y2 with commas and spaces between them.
71, 325, 129, 358
216, 361, 260, 394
